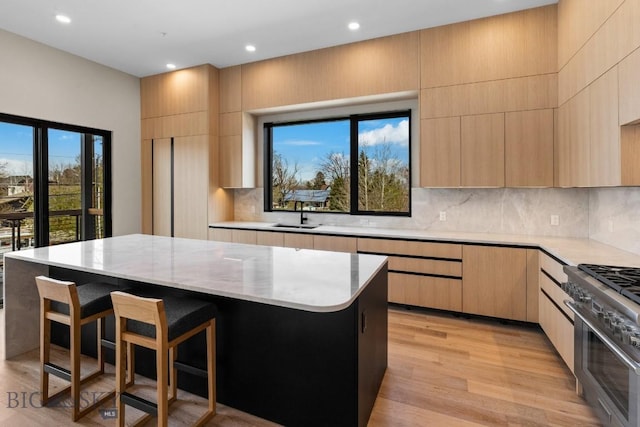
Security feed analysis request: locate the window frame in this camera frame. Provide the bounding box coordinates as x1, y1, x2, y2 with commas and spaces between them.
264, 109, 411, 217
0, 112, 112, 246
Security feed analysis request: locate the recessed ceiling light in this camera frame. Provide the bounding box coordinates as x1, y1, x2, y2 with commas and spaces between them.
348, 22, 360, 31
55, 14, 71, 24
166, 63, 176, 70
245, 44, 256, 52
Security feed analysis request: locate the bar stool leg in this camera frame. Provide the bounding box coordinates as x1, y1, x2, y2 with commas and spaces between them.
97, 317, 105, 373
169, 346, 177, 403
115, 316, 126, 427
157, 339, 169, 427
70, 312, 81, 421
39, 299, 51, 406
126, 341, 135, 387
207, 319, 216, 416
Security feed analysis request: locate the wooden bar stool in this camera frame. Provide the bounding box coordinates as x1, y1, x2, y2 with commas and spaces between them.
110, 290, 217, 427
35, 275, 123, 421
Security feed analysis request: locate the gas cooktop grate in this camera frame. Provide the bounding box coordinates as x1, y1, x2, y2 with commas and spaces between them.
578, 263, 640, 305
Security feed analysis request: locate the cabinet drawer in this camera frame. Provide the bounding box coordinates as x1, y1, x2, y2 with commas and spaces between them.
232, 229, 257, 245
540, 252, 568, 284
284, 233, 314, 249
539, 268, 574, 321
256, 231, 284, 247
539, 289, 574, 373
389, 272, 462, 312
209, 228, 233, 242
358, 238, 462, 259
388, 256, 461, 277
314, 235, 357, 253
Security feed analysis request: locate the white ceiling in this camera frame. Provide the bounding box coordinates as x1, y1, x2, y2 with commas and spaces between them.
0, 0, 557, 77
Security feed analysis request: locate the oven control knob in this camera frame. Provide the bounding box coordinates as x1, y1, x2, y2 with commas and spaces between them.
631, 334, 640, 348
621, 326, 636, 344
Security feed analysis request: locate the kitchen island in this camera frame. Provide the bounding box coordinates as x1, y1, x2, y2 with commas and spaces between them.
2, 234, 388, 427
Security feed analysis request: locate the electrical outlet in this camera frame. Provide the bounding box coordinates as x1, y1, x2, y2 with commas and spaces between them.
360, 219, 369, 226
439, 211, 447, 221
550, 215, 559, 226
608, 219, 614, 232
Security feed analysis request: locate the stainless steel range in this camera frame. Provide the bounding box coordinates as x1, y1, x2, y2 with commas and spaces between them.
563, 264, 640, 427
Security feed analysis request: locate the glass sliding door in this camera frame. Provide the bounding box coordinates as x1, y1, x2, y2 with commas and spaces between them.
47, 129, 82, 245
0, 113, 111, 251
90, 134, 106, 239
0, 122, 35, 252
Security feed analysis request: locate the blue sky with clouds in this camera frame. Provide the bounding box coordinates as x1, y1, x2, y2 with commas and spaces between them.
0, 122, 82, 176
273, 116, 409, 182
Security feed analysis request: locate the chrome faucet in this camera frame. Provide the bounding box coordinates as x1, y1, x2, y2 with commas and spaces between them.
299, 201, 308, 225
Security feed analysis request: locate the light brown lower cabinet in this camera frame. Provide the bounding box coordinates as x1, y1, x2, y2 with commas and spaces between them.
256, 230, 284, 247
209, 229, 542, 324
313, 235, 357, 253
389, 273, 462, 312
283, 233, 314, 249
357, 237, 463, 312
538, 252, 574, 373
462, 245, 528, 321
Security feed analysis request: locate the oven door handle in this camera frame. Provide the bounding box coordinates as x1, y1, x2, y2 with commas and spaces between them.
565, 300, 640, 375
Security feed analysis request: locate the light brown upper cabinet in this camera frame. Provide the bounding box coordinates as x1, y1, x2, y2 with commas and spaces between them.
241, 32, 420, 110
219, 66, 256, 188
619, 47, 640, 126
556, 87, 591, 187
420, 6, 557, 89
461, 113, 505, 187
141, 66, 211, 119
141, 65, 234, 237
505, 109, 554, 187
589, 67, 620, 186
420, 117, 461, 187
219, 112, 256, 188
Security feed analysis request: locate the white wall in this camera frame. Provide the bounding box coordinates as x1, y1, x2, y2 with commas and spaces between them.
0, 29, 141, 236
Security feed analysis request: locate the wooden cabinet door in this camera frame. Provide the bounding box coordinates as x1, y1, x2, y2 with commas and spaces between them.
313, 235, 357, 252
557, 88, 591, 187
589, 67, 620, 186
209, 228, 233, 242
284, 233, 314, 249
505, 110, 554, 187
173, 135, 209, 240
256, 231, 284, 247
420, 117, 461, 187
462, 245, 527, 320
461, 113, 505, 187
232, 229, 257, 244
152, 138, 172, 237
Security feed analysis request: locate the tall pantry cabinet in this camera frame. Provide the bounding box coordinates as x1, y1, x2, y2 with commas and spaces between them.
140, 64, 233, 239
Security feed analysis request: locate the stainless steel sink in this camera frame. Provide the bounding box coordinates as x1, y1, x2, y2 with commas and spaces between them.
272, 223, 319, 229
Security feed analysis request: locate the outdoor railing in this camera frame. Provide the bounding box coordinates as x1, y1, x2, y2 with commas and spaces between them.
0, 209, 94, 251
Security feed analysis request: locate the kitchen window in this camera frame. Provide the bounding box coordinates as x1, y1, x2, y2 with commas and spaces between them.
264, 110, 411, 216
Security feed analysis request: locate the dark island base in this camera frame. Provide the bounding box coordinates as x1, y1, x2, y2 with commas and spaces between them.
48, 265, 388, 427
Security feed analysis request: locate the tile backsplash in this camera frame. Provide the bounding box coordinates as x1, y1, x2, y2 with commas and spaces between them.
234, 187, 640, 255
233, 187, 590, 238
589, 187, 640, 256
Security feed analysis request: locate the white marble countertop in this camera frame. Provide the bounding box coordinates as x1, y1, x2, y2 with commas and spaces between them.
209, 221, 640, 267
4, 234, 388, 312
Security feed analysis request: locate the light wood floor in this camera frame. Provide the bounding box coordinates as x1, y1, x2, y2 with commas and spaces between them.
0, 307, 600, 426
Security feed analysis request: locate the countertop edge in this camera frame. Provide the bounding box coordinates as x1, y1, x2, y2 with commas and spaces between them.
209, 222, 640, 267
3, 237, 389, 313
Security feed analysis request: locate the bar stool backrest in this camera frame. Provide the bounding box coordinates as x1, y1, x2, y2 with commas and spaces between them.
110, 291, 168, 344
35, 276, 80, 320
